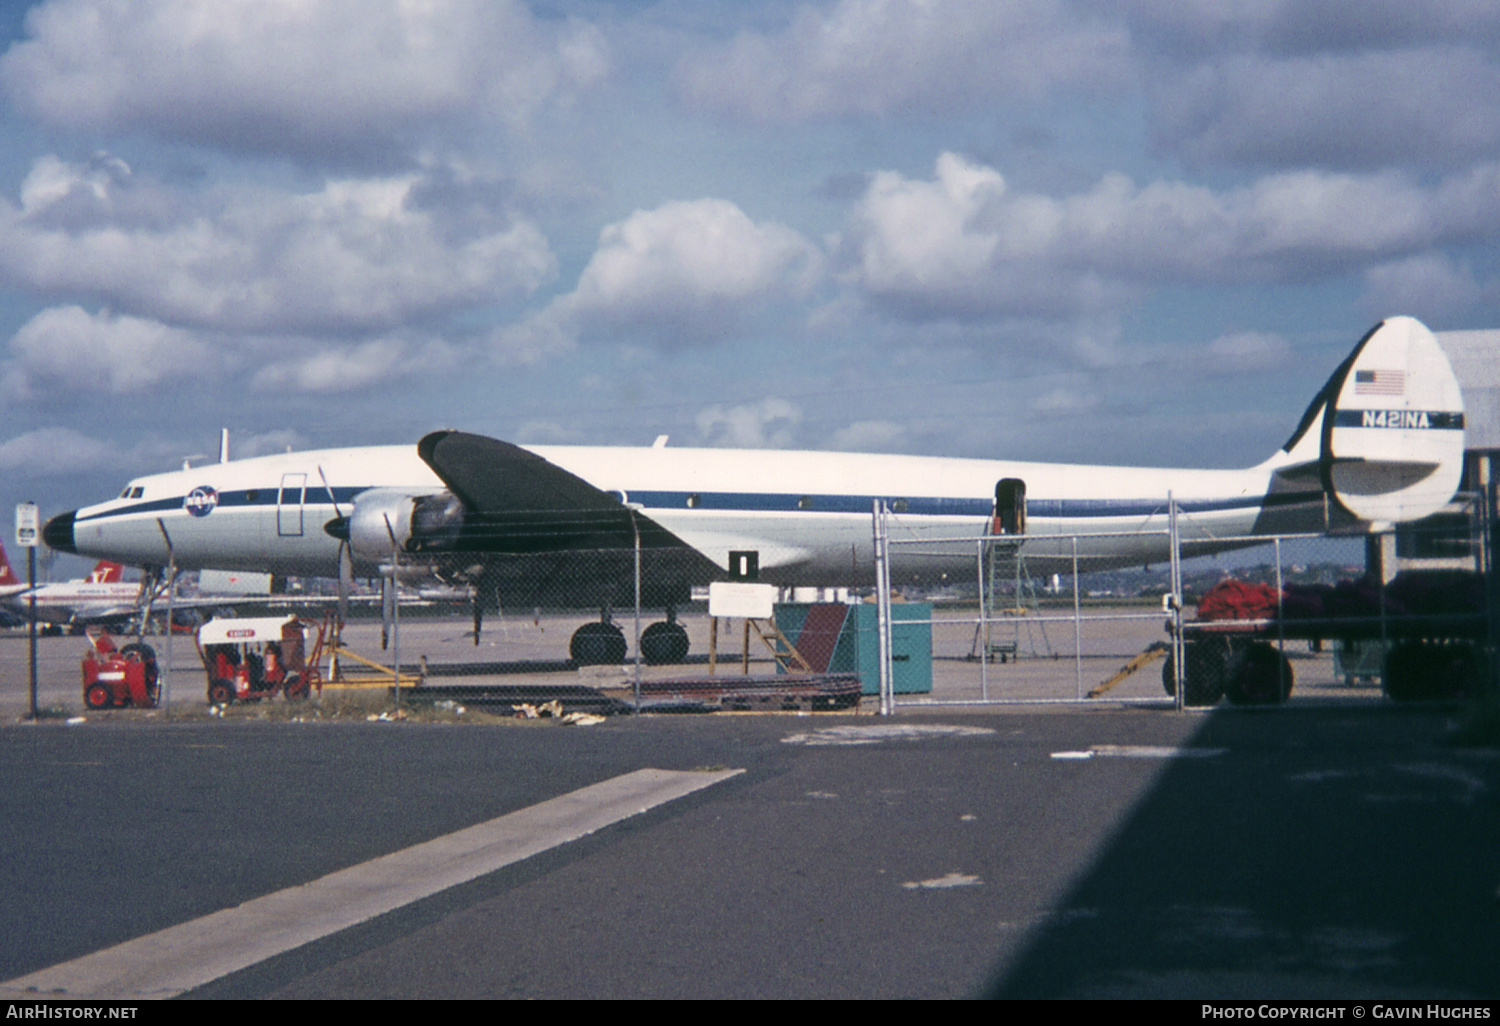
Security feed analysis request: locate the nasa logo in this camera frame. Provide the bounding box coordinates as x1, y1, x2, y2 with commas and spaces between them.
184, 486, 219, 517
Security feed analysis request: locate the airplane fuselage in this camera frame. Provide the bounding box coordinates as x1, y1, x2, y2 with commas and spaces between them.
52, 442, 1321, 586
0, 580, 143, 626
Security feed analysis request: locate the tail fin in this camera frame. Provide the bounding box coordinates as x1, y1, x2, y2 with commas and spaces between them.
0, 542, 19, 588
87, 561, 125, 584
1272, 316, 1465, 525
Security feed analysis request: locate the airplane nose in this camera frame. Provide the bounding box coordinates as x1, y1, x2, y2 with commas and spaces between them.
42, 510, 76, 553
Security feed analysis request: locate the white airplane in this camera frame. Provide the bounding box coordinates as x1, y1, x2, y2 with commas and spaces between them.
0, 542, 141, 632
42, 316, 1467, 663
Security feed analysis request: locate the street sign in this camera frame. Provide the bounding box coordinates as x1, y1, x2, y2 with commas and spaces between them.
15, 502, 39, 548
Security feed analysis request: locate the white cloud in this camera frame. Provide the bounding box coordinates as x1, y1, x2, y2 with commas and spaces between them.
0, 427, 116, 475
1149, 47, 1500, 171
695, 398, 803, 448
1360, 253, 1484, 324
252, 335, 461, 394
3, 305, 215, 400
1124, 0, 1500, 60
1030, 388, 1097, 417
19, 153, 131, 215
839, 152, 1500, 322
0, 157, 557, 335
252, 340, 406, 394
0, 0, 609, 162
226, 429, 308, 460
828, 420, 904, 451
1204, 331, 1291, 373
677, 0, 1128, 122
510, 198, 821, 351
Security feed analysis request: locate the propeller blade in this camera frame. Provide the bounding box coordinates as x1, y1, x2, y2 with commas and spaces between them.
337, 540, 352, 625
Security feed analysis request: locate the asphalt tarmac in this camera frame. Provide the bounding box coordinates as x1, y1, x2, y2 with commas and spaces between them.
1, 698, 1496, 999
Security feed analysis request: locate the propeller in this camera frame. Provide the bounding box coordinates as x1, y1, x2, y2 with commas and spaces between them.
380, 512, 401, 653
317, 466, 352, 627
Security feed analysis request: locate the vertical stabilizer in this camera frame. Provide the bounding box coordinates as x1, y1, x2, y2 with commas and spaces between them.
88, 561, 125, 584
0, 542, 19, 588
1323, 317, 1465, 523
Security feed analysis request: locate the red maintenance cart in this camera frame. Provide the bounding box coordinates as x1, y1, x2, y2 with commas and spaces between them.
82, 633, 160, 709
1167, 574, 1488, 706
196, 614, 330, 705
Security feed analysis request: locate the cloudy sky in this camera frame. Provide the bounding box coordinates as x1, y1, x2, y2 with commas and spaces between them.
4, 0, 1500, 572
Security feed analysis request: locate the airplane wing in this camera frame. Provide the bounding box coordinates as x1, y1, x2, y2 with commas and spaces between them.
416, 430, 704, 555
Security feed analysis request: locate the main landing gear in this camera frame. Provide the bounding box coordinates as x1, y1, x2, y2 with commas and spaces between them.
568, 610, 691, 667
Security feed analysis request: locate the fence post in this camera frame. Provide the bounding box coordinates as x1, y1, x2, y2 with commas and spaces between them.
1487, 459, 1500, 696
632, 512, 642, 708
1072, 536, 1082, 699
1274, 535, 1286, 696
1168, 492, 1184, 712
872, 500, 893, 716
977, 537, 988, 701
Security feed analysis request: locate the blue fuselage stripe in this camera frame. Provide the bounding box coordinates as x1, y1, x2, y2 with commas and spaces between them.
77, 486, 1321, 524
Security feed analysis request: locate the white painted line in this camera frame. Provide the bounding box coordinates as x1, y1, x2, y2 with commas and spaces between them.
0, 767, 742, 1001
1050, 745, 1226, 760
902, 872, 982, 890
782, 724, 996, 746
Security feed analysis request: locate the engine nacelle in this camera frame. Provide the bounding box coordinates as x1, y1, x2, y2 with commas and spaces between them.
343, 489, 465, 560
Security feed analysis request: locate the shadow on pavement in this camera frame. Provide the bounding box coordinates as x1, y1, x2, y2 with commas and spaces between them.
985, 705, 1500, 999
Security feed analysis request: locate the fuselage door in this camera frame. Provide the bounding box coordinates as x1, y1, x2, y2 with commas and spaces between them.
278, 473, 306, 537
994, 478, 1026, 535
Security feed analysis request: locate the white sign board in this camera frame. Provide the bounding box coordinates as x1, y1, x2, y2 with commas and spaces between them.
14, 503, 39, 548
708, 581, 777, 619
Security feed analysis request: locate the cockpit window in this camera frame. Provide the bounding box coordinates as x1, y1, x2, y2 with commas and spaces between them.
121, 486, 144, 499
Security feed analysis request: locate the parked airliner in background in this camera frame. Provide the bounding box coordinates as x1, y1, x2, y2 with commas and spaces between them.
0, 542, 141, 632
42, 317, 1467, 663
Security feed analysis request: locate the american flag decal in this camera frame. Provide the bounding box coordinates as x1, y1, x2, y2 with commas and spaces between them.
1355, 368, 1405, 395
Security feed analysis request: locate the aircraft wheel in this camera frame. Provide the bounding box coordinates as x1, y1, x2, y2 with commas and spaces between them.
570, 622, 627, 666
1226, 642, 1293, 705
1383, 642, 1430, 702
1445, 642, 1486, 699
1390, 641, 1484, 701
1162, 640, 1228, 706
640, 621, 690, 665
84, 682, 112, 710
208, 679, 235, 705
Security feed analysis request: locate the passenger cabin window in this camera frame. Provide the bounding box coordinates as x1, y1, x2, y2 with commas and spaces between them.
797, 495, 814, 510
891, 498, 909, 513
686, 494, 700, 508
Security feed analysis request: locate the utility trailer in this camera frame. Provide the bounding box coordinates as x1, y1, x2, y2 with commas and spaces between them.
1165, 574, 1489, 706
196, 614, 330, 705
82, 633, 159, 709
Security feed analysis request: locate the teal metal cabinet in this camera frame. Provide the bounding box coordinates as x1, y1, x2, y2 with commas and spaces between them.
774, 602, 932, 695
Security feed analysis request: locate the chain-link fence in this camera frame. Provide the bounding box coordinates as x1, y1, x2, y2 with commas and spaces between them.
105, 489, 1492, 718
870, 498, 1493, 710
